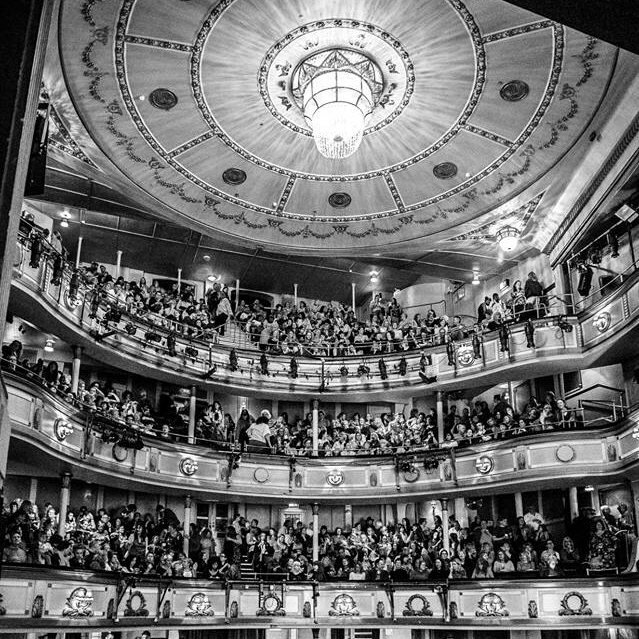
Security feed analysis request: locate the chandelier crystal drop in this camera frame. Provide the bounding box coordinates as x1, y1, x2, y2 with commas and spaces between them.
292, 49, 383, 159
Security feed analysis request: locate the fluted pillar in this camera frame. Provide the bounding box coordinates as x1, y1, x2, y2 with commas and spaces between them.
312, 503, 320, 562
75, 236, 83, 268
188, 386, 197, 444
58, 473, 72, 536
70, 345, 83, 394
183, 495, 192, 555
312, 399, 319, 457
441, 498, 450, 553
115, 250, 123, 277
514, 492, 524, 518
568, 486, 579, 521
436, 391, 444, 443
344, 504, 353, 529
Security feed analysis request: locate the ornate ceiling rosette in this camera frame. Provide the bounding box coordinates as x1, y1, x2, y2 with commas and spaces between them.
58, 0, 618, 253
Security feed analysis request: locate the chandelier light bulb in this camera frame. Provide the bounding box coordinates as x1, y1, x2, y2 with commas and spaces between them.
496, 226, 520, 252
472, 272, 480, 285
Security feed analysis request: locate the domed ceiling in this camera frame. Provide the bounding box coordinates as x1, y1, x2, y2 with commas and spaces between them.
58, 0, 619, 254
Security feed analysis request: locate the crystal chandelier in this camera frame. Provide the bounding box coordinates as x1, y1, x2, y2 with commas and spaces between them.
292, 49, 383, 159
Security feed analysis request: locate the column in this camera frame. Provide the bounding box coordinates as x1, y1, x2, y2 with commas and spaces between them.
588, 486, 599, 512
344, 504, 353, 529
396, 503, 407, 522
294, 283, 299, 308
568, 486, 579, 522
311, 399, 319, 457
514, 492, 524, 518
177, 268, 182, 292
183, 495, 192, 555
29, 477, 38, 503
188, 385, 197, 444
312, 503, 320, 563
58, 472, 72, 535
490, 495, 498, 522
536, 490, 544, 519
441, 498, 450, 553
115, 250, 123, 277
71, 345, 83, 394
75, 236, 83, 268
96, 486, 104, 511
507, 381, 515, 411
454, 497, 468, 528
235, 279, 240, 311
436, 391, 444, 443
351, 282, 356, 312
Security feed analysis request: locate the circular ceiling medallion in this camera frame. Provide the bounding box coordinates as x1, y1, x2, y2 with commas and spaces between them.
556, 444, 575, 463
328, 192, 351, 209
148, 88, 178, 110
258, 20, 415, 138
500, 80, 530, 102
222, 168, 247, 185
433, 162, 458, 179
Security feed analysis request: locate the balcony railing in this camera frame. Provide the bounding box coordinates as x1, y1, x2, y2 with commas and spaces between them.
10, 234, 639, 396
5, 373, 639, 499
0, 565, 636, 628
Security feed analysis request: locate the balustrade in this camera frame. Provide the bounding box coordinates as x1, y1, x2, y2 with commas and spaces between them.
5, 373, 639, 500
0, 566, 636, 628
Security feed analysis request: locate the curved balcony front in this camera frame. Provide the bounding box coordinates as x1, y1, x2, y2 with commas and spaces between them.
6, 374, 639, 501
0, 566, 637, 630
10, 242, 639, 398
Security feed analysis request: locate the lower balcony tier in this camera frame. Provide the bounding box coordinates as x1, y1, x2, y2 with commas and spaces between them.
0, 567, 637, 630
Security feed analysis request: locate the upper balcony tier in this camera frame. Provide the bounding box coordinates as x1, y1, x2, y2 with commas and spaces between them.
10, 238, 639, 399
6, 373, 639, 501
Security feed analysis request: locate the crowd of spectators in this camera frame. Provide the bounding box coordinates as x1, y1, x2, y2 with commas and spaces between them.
2, 498, 631, 580
19, 214, 548, 359
1, 337, 584, 456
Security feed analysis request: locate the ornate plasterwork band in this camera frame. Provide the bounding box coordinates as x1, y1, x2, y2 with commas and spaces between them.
80, 0, 572, 237
186, 0, 486, 182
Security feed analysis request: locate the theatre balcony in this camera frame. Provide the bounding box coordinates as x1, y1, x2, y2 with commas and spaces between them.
0, 566, 638, 631
9, 238, 639, 399
5, 371, 639, 501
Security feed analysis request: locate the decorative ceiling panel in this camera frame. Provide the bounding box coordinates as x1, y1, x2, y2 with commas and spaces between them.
58, 0, 619, 253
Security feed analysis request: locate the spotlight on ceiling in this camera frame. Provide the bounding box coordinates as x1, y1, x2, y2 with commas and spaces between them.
207, 274, 219, 282
496, 226, 520, 252
202, 255, 211, 262
60, 220, 69, 228
61, 210, 71, 219
369, 270, 379, 284
44, 338, 55, 353
472, 272, 480, 286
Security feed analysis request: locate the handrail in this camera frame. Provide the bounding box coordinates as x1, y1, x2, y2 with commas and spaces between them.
4, 366, 632, 461
15, 233, 517, 356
